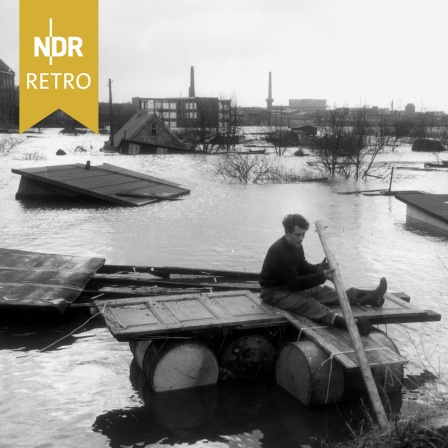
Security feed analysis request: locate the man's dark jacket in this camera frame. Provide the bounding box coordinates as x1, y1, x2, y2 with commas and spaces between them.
259, 236, 326, 291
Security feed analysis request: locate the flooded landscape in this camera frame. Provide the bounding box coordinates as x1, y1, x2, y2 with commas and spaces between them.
1, 129, 448, 448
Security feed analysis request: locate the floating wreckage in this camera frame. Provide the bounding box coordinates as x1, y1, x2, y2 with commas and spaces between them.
12, 162, 190, 206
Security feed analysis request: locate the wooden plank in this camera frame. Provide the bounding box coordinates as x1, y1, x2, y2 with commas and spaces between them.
383, 292, 419, 310
95, 287, 441, 341
164, 300, 216, 322
95, 290, 283, 340
316, 220, 391, 430
145, 301, 179, 325
97, 264, 260, 280
273, 307, 407, 371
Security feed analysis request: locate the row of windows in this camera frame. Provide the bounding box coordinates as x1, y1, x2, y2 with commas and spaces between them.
0, 92, 15, 102
139, 99, 201, 111
0, 77, 14, 88
0, 106, 15, 115
158, 111, 198, 120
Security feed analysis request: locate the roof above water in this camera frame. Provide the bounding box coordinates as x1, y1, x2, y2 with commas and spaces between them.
12, 162, 190, 206
396, 193, 448, 224
0, 248, 104, 313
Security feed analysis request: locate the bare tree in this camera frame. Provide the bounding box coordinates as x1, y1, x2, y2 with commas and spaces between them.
311, 108, 351, 175
390, 111, 413, 140
212, 95, 243, 152
262, 107, 289, 156
311, 107, 392, 179
342, 110, 392, 179
412, 112, 437, 139
0, 134, 25, 155
214, 152, 280, 183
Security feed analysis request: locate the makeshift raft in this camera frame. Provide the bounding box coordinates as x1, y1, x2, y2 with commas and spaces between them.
12, 162, 190, 206
93, 267, 440, 405
0, 249, 442, 406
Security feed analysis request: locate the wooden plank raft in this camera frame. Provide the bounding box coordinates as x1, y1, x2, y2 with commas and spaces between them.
0, 248, 105, 312
95, 290, 284, 340
95, 289, 437, 372
12, 162, 190, 207
96, 290, 407, 371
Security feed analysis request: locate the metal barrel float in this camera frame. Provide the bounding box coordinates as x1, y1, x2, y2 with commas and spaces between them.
276, 340, 345, 406
344, 331, 404, 397
130, 339, 219, 392
276, 331, 403, 406
218, 334, 277, 380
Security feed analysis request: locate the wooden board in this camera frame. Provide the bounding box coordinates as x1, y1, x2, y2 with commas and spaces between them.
95, 290, 283, 340
273, 308, 407, 371
0, 248, 105, 312
96, 289, 440, 342
12, 163, 190, 207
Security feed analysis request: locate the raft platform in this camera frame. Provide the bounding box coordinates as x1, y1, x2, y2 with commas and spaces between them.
94, 280, 440, 405
12, 162, 190, 206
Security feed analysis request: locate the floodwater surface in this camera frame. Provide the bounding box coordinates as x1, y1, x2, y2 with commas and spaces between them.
1, 129, 447, 447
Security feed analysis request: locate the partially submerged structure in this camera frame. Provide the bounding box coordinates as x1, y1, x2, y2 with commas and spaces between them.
396, 193, 448, 231
12, 162, 190, 206
113, 113, 191, 154
0, 248, 104, 314
412, 138, 445, 152
280, 129, 315, 147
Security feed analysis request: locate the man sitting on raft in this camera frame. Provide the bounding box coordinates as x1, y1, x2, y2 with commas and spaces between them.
259, 214, 387, 336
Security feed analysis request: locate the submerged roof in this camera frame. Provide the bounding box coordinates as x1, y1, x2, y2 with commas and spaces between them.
396, 193, 448, 224
0, 248, 104, 313
12, 162, 190, 206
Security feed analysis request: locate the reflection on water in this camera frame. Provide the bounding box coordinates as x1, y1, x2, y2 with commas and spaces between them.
92, 359, 403, 448
1, 129, 448, 447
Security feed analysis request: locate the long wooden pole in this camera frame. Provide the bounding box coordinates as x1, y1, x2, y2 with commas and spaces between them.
315, 220, 390, 431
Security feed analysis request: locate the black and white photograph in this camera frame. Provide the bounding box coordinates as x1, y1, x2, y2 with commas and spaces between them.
1, 1, 448, 447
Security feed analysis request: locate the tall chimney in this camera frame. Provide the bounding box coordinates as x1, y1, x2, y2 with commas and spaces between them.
189, 66, 195, 97
266, 72, 274, 124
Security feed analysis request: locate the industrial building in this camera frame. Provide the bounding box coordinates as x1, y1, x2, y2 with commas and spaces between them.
0, 58, 18, 127
288, 99, 327, 112
132, 67, 231, 129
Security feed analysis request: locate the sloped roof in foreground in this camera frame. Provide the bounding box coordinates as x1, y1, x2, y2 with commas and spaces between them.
12, 162, 190, 206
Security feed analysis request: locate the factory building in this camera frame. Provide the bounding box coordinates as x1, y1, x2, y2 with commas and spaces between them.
132, 67, 231, 129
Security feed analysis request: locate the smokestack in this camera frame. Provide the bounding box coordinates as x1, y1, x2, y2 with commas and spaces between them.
189, 66, 195, 97
266, 72, 274, 124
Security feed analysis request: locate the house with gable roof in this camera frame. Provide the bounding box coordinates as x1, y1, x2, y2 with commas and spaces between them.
113, 113, 192, 154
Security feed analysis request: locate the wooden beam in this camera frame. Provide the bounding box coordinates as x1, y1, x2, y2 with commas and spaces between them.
315, 220, 390, 431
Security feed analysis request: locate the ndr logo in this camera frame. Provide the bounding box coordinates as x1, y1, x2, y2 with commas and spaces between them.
34, 18, 83, 65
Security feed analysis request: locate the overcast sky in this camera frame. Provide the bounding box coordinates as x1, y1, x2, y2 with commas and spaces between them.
2, 0, 448, 111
